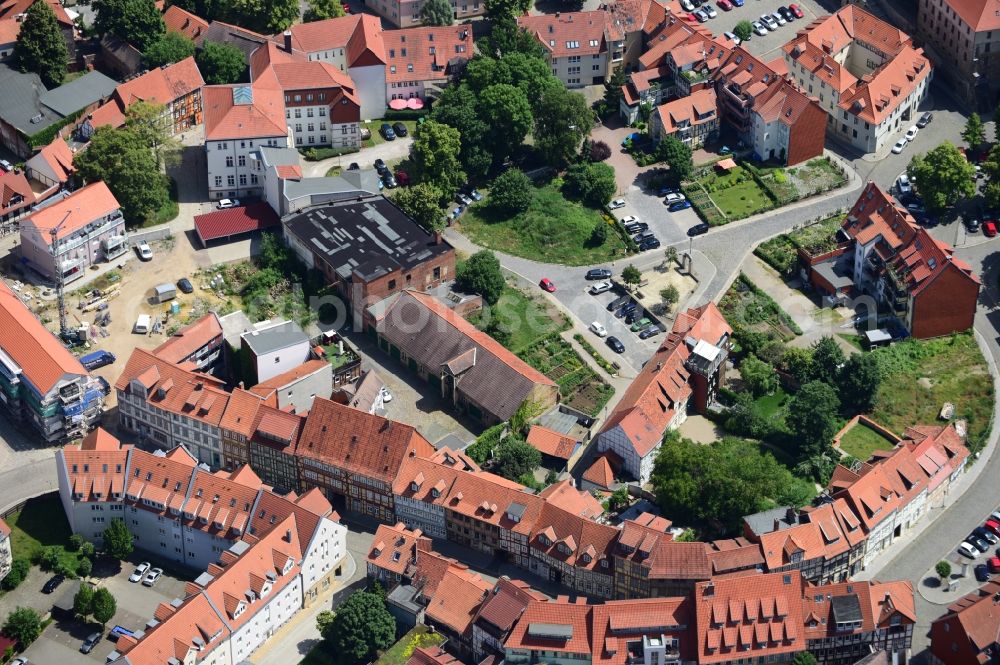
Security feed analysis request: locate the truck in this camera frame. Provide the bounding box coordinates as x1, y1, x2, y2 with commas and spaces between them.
134, 314, 151, 334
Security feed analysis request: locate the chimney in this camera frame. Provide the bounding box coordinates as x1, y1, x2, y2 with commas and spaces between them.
283, 30, 293, 53
434, 230, 443, 245
284, 529, 292, 543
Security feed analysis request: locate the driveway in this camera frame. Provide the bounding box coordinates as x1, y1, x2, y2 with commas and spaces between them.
301, 137, 414, 178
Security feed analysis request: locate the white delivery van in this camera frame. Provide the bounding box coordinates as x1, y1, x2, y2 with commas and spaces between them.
133, 314, 152, 334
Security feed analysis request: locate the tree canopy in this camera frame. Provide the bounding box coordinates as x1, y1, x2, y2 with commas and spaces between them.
488, 168, 532, 215
483, 0, 531, 23
480, 84, 533, 164
981, 143, 1000, 209
838, 352, 882, 415
908, 142, 976, 212
92, 588, 117, 625
94, 0, 165, 50
733, 19, 753, 42
392, 183, 444, 231
655, 135, 693, 181
786, 381, 841, 458
143, 32, 196, 68
563, 162, 616, 208
304, 0, 346, 22
13, 0, 67, 88
196, 41, 247, 85
320, 590, 396, 665
74, 584, 95, 618
420, 0, 453, 25
456, 250, 505, 305
410, 120, 466, 195
493, 437, 541, 480
100, 518, 134, 560
651, 434, 813, 534
809, 336, 845, 386
621, 265, 642, 288
962, 112, 985, 148
533, 86, 594, 167
3, 607, 42, 648
75, 127, 170, 226
740, 356, 777, 397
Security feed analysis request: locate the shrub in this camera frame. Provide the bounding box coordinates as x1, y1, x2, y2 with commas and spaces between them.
589, 140, 611, 162
68, 534, 83, 551
2, 559, 29, 590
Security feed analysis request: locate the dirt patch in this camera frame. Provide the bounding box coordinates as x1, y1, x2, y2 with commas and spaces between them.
917, 377, 934, 390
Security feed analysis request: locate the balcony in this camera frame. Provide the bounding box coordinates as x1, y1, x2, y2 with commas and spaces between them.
103, 235, 128, 259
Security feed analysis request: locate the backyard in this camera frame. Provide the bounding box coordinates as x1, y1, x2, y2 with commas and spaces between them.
869, 333, 994, 453
457, 181, 630, 265
466, 284, 570, 354
6, 495, 81, 574
837, 421, 897, 461
300, 624, 444, 665
720, 273, 803, 343
519, 334, 614, 417
754, 215, 843, 276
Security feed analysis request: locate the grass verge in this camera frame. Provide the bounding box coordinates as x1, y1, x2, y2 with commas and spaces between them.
466, 285, 570, 354
7, 495, 79, 571
573, 333, 618, 375
458, 181, 629, 266
146, 176, 179, 227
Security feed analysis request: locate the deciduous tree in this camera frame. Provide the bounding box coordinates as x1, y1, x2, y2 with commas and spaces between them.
124, 101, 174, 165
99, 518, 134, 560
488, 168, 532, 215
659, 285, 679, 312
13, 0, 68, 88
733, 20, 753, 42
935, 560, 952, 580
3, 608, 42, 648
410, 120, 466, 195
981, 143, 1000, 209
533, 86, 594, 167
429, 84, 491, 179
786, 381, 841, 459
908, 142, 976, 212
143, 32, 196, 68
304, 0, 346, 21
589, 140, 612, 162
1, 560, 29, 590
392, 183, 444, 231
791, 654, 818, 665
320, 590, 395, 664
838, 352, 882, 415
75, 127, 170, 226
93, 0, 165, 50
74, 584, 94, 618
493, 437, 541, 480
196, 41, 247, 85
655, 135, 693, 181
809, 336, 845, 386
963, 112, 985, 148
456, 250, 505, 305
483, 0, 531, 23
602, 66, 627, 115
621, 264, 642, 289
480, 84, 532, 164
563, 162, 616, 208
91, 588, 117, 626
419, 0, 453, 25
740, 356, 777, 397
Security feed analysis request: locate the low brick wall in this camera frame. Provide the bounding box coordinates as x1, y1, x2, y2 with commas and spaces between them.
832, 415, 901, 450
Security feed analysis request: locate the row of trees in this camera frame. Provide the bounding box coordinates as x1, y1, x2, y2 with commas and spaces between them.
143, 32, 246, 85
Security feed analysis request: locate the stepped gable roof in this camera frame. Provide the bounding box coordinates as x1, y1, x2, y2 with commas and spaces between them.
294, 396, 435, 483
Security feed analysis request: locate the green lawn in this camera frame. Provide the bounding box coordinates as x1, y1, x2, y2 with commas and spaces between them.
691, 166, 775, 222
7, 495, 80, 570
519, 334, 614, 416
362, 119, 419, 147
466, 285, 570, 354
754, 388, 790, 421
458, 182, 629, 266
870, 333, 994, 453
720, 274, 803, 341
839, 423, 896, 461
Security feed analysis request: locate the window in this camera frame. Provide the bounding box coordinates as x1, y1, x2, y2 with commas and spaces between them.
320, 122, 326, 130
295, 124, 302, 132
307, 124, 314, 132
227, 175, 235, 186
388, 279, 396, 290
225, 156, 234, 167
238, 155, 245, 167
239, 174, 247, 185
319, 108, 326, 116
308, 136, 315, 144
307, 108, 314, 117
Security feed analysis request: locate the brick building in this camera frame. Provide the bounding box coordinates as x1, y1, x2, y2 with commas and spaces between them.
929, 579, 1000, 665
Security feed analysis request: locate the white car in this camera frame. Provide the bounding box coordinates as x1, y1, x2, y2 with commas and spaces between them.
752, 20, 769, 35
891, 138, 907, 154
590, 321, 608, 337
680, 0, 694, 10
723, 31, 741, 45
703, 4, 717, 17
0, 159, 11, 172
958, 542, 980, 559
217, 198, 240, 209
664, 192, 686, 204
772, 11, 786, 25
904, 126, 919, 141
761, 14, 778, 29
379, 386, 392, 403
589, 281, 612, 295
620, 215, 638, 225
129, 562, 151, 583
136, 241, 153, 261
608, 198, 626, 210
142, 568, 164, 587
897, 174, 912, 195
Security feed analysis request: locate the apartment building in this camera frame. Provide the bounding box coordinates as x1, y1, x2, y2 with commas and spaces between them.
527, 501, 617, 599
929, 579, 1000, 665
115, 348, 231, 467
374, 290, 557, 426
219, 387, 265, 470
204, 83, 290, 201
82, 57, 205, 138
803, 182, 980, 338
239, 319, 311, 384
247, 406, 303, 494
152, 312, 226, 375
917, 0, 1000, 107
612, 513, 712, 599
471, 577, 546, 662
251, 41, 361, 150
596, 303, 730, 484
20, 182, 128, 284
56, 428, 347, 585
163, 5, 209, 44
366, 0, 484, 27
650, 88, 719, 149
294, 396, 436, 521
0, 281, 103, 443
383, 25, 472, 105
518, 11, 624, 87
782, 5, 932, 153
367, 521, 433, 588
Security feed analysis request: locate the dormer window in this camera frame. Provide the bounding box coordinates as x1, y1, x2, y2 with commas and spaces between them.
283, 557, 294, 574
431, 488, 440, 498
580, 553, 591, 564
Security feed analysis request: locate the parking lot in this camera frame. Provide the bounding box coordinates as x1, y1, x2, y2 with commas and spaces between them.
572, 279, 662, 368
19, 557, 189, 665
688, 0, 830, 63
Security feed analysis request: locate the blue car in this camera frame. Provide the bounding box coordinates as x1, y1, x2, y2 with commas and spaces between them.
731, 0, 743, 6
668, 200, 692, 212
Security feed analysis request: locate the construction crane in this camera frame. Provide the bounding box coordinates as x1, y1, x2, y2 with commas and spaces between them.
15, 211, 75, 340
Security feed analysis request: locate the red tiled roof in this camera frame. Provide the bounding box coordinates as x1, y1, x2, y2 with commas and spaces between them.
406, 646, 462, 665
86, 100, 127, 132
504, 599, 593, 654
24, 181, 120, 245
295, 397, 435, 483
114, 57, 205, 109
33, 136, 76, 184
518, 10, 620, 59
115, 348, 230, 426
194, 202, 280, 242
593, 597, 694, 664
0, 170, 34, 215
163, 5, 208, 42
943, 0, 1000, 32
368, 522, 431, 577
219, 387, 265, 437
61, 429, 132, 502
278, 13, 386, 65
203, 84, 287, 141
656, 87, 717, 135
0, 280, 88, 393
0, 17, 20, 43
153, 313, 222, 365
383, 25, 472, 84
423, 562, 491, 637
474, 577, 545, 635
582, 454, 616, 489
537, 479, 603, 519
0, 0, 72, 26
526, 425, 579, 460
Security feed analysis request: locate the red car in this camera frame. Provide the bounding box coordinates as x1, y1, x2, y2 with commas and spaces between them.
717, 0, 732, 9
984, 220, 998, 237
788, 3, 803, 17
539, 278, 556, 293
986, 519, 1000, 537
395, 170, 410, 186
991, 556, 1000, 574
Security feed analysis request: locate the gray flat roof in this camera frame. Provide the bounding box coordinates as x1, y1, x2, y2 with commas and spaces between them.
282, 170, 380, 204
0, 65, 61, 135
813, 252, 855, 291
241, 320, 308, 356
527, 623, 573, 639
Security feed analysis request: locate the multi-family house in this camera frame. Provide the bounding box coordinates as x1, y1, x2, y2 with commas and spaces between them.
0, 0, 75, 62
929, 579, 1000, 665
504, 597, 595, 665
20, 181, 128, 284
163, 5, 209, 44
152, 312, 226, 375
283, 202, 455, 322
471, 577, 546, 662
294, 396, 436, 521
0, 280, 103, 443
366, 521, 432, 588
596, 303, 730, 484
745, 508, 854, 585
115, 348, 231, 467
0, 168, 34, 231
620, 66, 673, 124
802, 182, 980, 338
518, 11, 624, 87
527, 501, 617, 599
382, 25, 472, 105
650, 87, 719, 149
219, 386, 265, 469
612, 513, 712, 599
247, 405, 303, 494
250, 41, 362, 150
247, 359, 333, 414
917, 0, 1000, 107
899, 424, 968, 508
276, 15, 387, 119
782, 5, 932, 153
81, 57, 205, 138
204, 82, 290, 201
239, 319, 312, 384
409, 551, 493, 656
367, 0, 484, 28
373, 290, 557, 426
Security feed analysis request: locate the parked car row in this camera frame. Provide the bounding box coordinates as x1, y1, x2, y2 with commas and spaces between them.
750, 5, 804, 36
379, 122, 409, 141
957, 511, 1000, 561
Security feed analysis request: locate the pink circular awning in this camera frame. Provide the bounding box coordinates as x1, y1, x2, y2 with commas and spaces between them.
389, 98, 408, 110
406, 97, 425, 109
